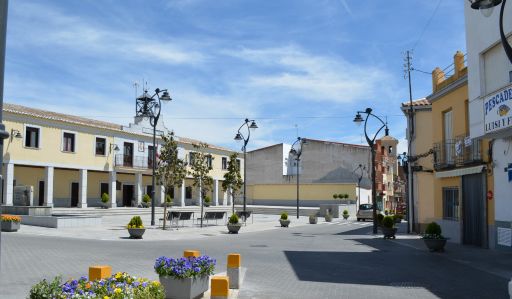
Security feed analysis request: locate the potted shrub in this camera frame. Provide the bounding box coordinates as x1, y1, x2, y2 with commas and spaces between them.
142, 194, 151, 208
155, 255, 215, 299
377, 213, 384, 226
101, 193, 109, 209
203, 196, 211, 207
279, 212, 290, 227
309, 213, 318, 224
127, 216, 145, 239
1, 214, 21, 232
324, 210, 333, 222
342, 209, 349, 220
393, 214, 403, 224
422, 222, 448, 252
227, 213, 242, 234
382, 216, 397, 239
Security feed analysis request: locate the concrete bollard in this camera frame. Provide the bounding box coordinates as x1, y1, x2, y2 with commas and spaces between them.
227, 253, 241, 289
89, 265, 112, 281
184, 250, 200, 258
211, 276, 229, 299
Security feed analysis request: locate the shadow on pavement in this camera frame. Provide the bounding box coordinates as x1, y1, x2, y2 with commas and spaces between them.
284, 237, 509, 299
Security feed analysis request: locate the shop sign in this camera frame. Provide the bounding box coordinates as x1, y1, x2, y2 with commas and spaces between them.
484, 84, 512, 134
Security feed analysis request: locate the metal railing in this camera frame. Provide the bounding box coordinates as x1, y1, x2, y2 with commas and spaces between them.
433, 135, 482, 171
115, 154, 155, 169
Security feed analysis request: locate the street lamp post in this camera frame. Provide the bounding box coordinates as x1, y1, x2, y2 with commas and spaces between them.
234, 119, 258, 218
354, 164, 366, 213
468, 0, 512, 63
136, 88, 172, 226
354, 108, 388, 234
289, 137, 305, 219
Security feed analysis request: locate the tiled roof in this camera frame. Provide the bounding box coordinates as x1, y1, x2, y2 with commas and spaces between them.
3, 103, 236, 153
401, 98, 431, 107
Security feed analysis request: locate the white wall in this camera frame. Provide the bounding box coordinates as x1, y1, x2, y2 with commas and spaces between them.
493, 138, 512, 221
356, 187, 372, 205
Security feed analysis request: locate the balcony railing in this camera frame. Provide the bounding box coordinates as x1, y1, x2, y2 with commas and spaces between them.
433, 135, 482, 171
115, 154, 155, 169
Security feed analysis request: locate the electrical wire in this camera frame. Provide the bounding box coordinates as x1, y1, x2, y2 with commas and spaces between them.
412, 0, 442, 50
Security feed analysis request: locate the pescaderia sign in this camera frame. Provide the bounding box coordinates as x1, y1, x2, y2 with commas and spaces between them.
484, 84, 512, 134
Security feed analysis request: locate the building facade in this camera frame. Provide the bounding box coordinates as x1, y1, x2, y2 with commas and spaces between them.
246, 139, 372, 206
374, 136, 400, 212
465, 2, 511, 250
1, 103, 240, 208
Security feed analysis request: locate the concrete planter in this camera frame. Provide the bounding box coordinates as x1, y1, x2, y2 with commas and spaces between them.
342, 214, 349, 220
325, 215, 333, 222
128, 228, 146, 239
382, 227, 397, 239
309, 217, 318, 224
159, 275, 209, 299
227, 223, 242, 234
423, 238, 447, 252
280, 219, 290, 227
1, 221, 20, 232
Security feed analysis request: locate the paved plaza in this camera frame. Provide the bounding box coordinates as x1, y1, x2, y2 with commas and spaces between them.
1, 214, 511, 299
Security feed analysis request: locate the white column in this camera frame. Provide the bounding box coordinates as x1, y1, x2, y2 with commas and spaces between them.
78, 169, 88, 208
135, 172, 143, 206
223, 191, 228, 206
4, 163, 14, 206
214, 179, 219, 206
109, 170, 117, 208
180, 180, 186, 206
44, 166, 54, 207
157, 185, 165, 205
198, 181, 202, 207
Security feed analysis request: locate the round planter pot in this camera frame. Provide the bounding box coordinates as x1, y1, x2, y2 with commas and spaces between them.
280, 219, 290, 227
382, 227, 397, 239
227, 223, 242, 234
342, 214, 349, 220
1, 221, 20, 232
325, 216, 333, 222
309, 218, 318, 224
423, 238, 447, 252
128, 228, 146, 239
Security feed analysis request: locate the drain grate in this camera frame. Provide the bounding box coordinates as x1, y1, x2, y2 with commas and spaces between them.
389, 282, 428, 289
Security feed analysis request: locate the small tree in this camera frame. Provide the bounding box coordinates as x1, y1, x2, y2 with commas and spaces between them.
189, 142, 214, 228
156, 132, 187, 230
101, 193, 109, 208
222, 153, 243, 214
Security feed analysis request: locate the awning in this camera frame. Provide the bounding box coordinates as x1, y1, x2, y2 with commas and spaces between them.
435, 165, 485, 178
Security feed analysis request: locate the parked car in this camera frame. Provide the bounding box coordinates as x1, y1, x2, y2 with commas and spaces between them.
356, 204, 380, 221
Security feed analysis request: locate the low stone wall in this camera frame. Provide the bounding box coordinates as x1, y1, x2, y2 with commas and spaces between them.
1, 205, 52, 216
21, 215, 102, 228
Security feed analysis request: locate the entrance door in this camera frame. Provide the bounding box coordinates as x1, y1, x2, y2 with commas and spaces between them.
123, 185, 134, 207
462, 173, 485, 247
38, 181, 45, 206
123, 142, 134, 167
71, 182, 79, 207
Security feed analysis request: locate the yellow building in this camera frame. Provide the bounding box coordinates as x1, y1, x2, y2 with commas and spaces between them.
1, 103, 241, 208
411, 51, 493, 247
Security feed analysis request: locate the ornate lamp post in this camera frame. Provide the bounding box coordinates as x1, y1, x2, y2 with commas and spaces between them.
468, 0, 512, 63
289, 137, 305, 219
136, 88, 172, 226
234, 118, 258, 217
353, 108, 388, 234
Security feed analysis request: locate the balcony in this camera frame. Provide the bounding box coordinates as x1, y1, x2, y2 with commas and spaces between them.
115, 154, 156, 170
433, 135, 482, 171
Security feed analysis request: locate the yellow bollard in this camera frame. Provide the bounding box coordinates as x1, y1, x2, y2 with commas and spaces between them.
89, 265, 112, 281
183, 250, 200, 258
211, 276, 229, 299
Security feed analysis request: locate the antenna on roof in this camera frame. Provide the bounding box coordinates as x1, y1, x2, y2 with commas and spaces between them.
133, 81, 139, 99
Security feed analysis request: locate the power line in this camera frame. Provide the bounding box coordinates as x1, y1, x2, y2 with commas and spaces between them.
412, 0, 442, 50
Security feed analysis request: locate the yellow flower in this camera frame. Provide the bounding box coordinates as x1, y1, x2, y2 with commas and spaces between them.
152, 281, 160, 287
114, 288, 122, 294
104, 297, 110, 299
115, 272, 122, 279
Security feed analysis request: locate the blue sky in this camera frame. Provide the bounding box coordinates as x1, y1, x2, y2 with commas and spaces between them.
5, 0, 465, 153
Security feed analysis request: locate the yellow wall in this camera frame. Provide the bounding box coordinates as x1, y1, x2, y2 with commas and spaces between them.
432, 84, 469, 142
13, 165, 45, 201
87, 171, 110, 199
248, 183, 356, 201
416, 172, 435, 225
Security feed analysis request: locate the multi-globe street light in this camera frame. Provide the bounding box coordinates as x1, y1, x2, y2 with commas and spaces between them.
354, 108, 389, 234
289, 137, 306, 219
135, 88, 172, 226
234, 119, 258, 218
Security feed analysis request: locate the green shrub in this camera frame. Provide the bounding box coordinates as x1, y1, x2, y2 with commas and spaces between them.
393, 214, 403, 222
424, 222, 442, 237
280, 212, 288, 220
101, 193, 109, 204
343, 209, 349, 215
29, 276, 62, 299
377, 213, 384, 224
127, 216, 144, 229
204, 196, 211, 204
332, 194, 338, 199
142, 194, 151, 203
229, 214, 239, 224
309, 214, 317, 220
382, 216, 394, 228
338, 194, 344, 199
384, 209, 389, 215
165, 194, 173, 206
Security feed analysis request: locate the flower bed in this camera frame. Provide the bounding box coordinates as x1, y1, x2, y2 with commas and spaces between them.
154, 256, 215, 278
29, 272, 164, 299
1, 214, 21, 222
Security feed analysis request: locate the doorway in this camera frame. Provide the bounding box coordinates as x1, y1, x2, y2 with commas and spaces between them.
38, 181, 45, 206
122, 184, 134, 207
462, 173, 485, 247
71, 182, 79, 207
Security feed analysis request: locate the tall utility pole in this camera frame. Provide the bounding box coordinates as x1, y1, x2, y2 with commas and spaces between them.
404, 50, 414, 234
0, 0, 10, 274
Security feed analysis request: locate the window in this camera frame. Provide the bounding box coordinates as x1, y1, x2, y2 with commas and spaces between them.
443, 187, 459, 220
25, 126, 40, 148
95, 137, 106, 155
206, 155, 213, 168
100, 183, 109, 197
148, 146, 155, 168
63, 132, 75, 152
146, 185, 153, 197
189, 152, 196, 165
222, 157, 227, 170
185, 186, 192, 199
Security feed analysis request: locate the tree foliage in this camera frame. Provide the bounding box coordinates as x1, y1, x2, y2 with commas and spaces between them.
189, 142, 214, 203
222, 153, 243, 213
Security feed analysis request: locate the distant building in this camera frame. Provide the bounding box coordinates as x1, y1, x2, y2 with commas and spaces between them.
374, 135, 399, 212
246, 138, 372, 206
